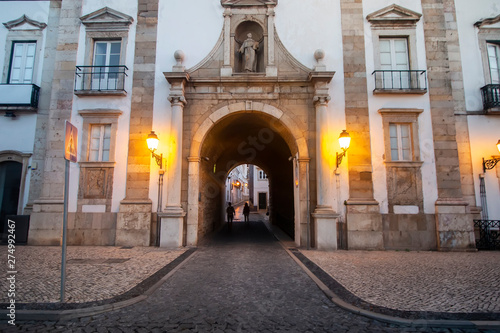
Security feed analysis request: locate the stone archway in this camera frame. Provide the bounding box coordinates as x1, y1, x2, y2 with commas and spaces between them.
185, 103, 311, 247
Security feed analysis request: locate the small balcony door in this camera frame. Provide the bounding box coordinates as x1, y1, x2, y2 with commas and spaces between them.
380, 38, 409, 89
488, 43, 500, 85
92, 41, 121, 90
9, 42, 36, 84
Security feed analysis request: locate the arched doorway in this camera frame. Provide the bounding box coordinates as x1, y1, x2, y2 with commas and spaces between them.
186, 107, 310, 246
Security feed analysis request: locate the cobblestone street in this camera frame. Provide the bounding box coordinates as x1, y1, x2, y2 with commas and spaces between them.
1, 221, 499, 332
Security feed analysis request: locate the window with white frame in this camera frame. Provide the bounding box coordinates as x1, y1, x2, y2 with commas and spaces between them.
89, 124, 111, 162
389, 123, 412, 161
92, 40, 121, 88
379, 37, 410, 89
8, 42, 36, 84
487, 43, 500, 84
258, 170, 268, 180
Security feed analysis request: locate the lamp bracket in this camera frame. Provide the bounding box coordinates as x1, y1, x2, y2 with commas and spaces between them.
336, 149, 347, 169
151, 150, 163, 169
483, 157, 500, 173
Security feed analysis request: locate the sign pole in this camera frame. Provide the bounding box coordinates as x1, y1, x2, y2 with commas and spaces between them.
61, 120, 77, 302
61, 158, 69, 302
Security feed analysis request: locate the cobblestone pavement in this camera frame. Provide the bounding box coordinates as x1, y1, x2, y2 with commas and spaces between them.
0, 246, 186, 304
301, 250, 500, 314
1, 222, 497, 332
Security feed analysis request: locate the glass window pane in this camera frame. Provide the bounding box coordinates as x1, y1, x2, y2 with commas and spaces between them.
389, 124, 397, 137
110, 42, 121, 54
379, 40, 391, 52
94, 55, 106, 67
394, 39, 407, 52
95, 42, 107, 55
391, 149, 399, 161
380, 53, 392, 67
402, 148, 411, 160
109, 55, 120, 66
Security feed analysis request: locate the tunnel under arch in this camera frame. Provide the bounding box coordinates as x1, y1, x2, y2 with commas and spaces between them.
187, 106, 310, 244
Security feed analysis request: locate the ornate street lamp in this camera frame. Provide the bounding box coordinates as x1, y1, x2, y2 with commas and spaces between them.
336, 130, 351, 169
147, 131, 162, 169
482, 139, 500, 172
146, 131, 164, 244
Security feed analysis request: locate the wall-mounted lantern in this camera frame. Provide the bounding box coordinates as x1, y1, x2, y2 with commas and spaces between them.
336, 130, 351, 169
483, 139, 500, 172
147, 131, 163, 169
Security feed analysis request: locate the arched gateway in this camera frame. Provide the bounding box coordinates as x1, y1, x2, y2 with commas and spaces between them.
158, 0, 340, 249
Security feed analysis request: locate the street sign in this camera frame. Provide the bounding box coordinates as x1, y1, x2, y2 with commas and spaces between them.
64, 120, 78, 162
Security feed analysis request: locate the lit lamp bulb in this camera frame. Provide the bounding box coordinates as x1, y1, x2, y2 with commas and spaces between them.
338, 130, 351, 151
147, 131, 159, 152
497, 139, 500, 154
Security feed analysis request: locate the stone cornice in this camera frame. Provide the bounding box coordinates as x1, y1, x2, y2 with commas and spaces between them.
367, 4, 422, 28
221, 0, 277, 8
80, 7, 134, 32
474, 14, 500, 28
3, 15, 47, 31
78, 109, 123, 118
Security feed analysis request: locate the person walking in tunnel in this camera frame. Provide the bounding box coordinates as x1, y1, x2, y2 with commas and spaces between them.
226, 202, 235, 231
243, 202, 250, 224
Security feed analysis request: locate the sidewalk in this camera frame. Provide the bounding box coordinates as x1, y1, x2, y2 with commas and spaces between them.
0, 246, 188, 307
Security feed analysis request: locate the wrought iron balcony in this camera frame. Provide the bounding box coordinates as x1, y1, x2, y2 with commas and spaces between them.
0, 84, 40, 111
480, 84, 500, 111
74, 65, 128, 96
372, 70, 427, 94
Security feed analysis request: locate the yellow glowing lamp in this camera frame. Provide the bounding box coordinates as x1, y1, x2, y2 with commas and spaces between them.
338, 130, 351, 151
146, 131, 162, 169
147, 131, 159, 152
235, 181, 241, 187
497, 139, 500, 154
336, 130, 351, 169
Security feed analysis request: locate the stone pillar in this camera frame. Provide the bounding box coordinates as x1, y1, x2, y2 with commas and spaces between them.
297, 158, 311, 247
116, 0, 160, 246
186, 157, 200, 246
25, 0, 61, 216
29, 0, 82, 245
160, 72, 189, 247
266, 6, 277, 77
340, 0, 383, 250
421, 0, 475, 250
221, 8, 232, 77
309, 68, 338, 250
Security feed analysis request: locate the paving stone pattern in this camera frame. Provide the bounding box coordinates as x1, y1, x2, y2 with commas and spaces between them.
2, 222, 497, 332
0, 246, 186, 304
301, 250, 500, 315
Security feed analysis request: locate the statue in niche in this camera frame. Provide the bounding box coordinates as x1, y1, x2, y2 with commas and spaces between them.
239, 33, 259, 72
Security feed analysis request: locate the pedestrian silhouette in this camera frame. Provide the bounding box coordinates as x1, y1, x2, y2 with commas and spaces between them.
226, 202, 235, 231
243, 202, 250, 224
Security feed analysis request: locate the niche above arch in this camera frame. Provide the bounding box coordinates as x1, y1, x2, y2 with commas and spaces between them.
234, 21, 265, 73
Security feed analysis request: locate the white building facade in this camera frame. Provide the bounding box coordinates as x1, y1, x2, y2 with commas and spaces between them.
0, 0, 498, 251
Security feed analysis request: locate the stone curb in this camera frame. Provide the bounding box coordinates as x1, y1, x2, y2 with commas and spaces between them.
0, 248, 198, 321
282, 246, 500, 330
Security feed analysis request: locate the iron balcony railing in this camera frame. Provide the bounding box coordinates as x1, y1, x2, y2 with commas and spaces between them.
0, 83, 40, 108
372, 70, 427, 92
480, 84, 500, 111
474, 219, 500, 250
74, 65, 128, 92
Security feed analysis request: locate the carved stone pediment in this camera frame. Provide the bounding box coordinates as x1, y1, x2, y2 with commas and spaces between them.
3, 15, 47, 31
367, 4, 422, 27
221, 0, 277, 8
80, 7, 133, 31
475, 14, 500, 29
